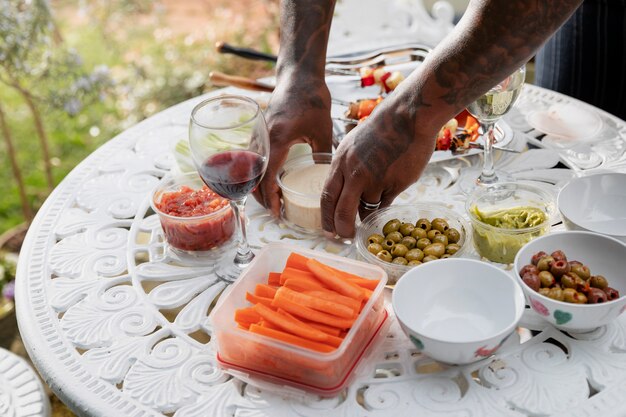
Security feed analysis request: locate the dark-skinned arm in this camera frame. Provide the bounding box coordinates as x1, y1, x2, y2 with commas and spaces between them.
322, 0, 583, 237
253, 0, 337, 216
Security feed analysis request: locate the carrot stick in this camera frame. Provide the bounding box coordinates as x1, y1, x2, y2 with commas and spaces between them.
303, 320, 343, 337
304, 289, 361, 312
234, 307, 261, 327
273, 309, 343, 348
253, 303, 330, 342
249, 324, 335, 353
275, 287, 356, 319
280, 267, 318, 285
320, 264, 380, 290
245, 292, 275, 308
272, 294, 356, 329
254, 283, 277, 298
285, 252, 310, 271
278, 308, 343, 337
306, 259, 364, 300
283, 277, 327, 292
267, 272, 282, 286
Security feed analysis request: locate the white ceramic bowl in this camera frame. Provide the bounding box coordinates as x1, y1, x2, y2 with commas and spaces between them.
514, 231, 626, 332
558, 173, 626, 243
392, 259, 525, 365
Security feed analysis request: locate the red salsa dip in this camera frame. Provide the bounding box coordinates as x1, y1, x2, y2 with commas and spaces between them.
155, 185, 234, 251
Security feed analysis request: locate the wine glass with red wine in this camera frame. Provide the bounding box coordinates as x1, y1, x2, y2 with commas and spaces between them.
189, 95, 269, 281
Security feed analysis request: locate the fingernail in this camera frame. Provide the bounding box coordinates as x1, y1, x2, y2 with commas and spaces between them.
323, 231, 335, 239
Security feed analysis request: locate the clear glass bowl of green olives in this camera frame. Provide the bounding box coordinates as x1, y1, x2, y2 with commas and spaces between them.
356, 204, 469, 284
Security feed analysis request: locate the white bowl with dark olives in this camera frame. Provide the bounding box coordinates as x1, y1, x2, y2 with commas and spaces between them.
514, 231, 626, 332
356, 204, 469, 284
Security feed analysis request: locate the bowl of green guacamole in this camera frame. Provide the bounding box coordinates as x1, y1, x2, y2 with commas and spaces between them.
466, 183, 556, 264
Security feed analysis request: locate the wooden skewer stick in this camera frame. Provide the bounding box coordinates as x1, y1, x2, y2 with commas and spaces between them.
209, 71, 275, 93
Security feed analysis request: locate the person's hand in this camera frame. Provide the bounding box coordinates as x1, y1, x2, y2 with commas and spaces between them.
321, 100, 438, 237
254, 78, 333, 216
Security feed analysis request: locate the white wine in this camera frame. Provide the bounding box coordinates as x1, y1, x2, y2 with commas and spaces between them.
467, 85, 523, 123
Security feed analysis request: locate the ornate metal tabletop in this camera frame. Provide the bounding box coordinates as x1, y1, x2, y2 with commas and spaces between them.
15, 84, 626, 417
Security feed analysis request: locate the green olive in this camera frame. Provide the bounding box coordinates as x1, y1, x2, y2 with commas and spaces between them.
386, 231, 403, 243
415, 218, 432, 232
440, 254, 452, 259
563, 288, 578, 303
547, 287, 564, 301
407, 260, 422, 266
577, 292, 588, 304
400, 236, 417, 250
431, 218, 450, 233
444, 228, 461, 244
376, 250, 393, 263
411, 228, 428, 240
537, 256, 555, 272
422, 255, 439, 263
398, 223, 415, 237
427, 229, 442, 241
405, 248, 424, 262
367, 234, 385, 245
382, 219, 401, 236
571, 264, 591, 281
445, 243, 461, 255
423, 242, 446, 258
538, 287, 551, 296
416, 238, 431, 250
560, 273, 577, 289
391, 257, 408, 265
538, 271, 555, 288
367, 243, 383, 255
381, 239, 395, 251
432, 234, 448, 246
390, 244, 409, 258
590, 275, 608, 289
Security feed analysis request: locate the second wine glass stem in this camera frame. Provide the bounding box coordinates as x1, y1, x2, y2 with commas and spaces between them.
230, 198, 254, 269
479, 122, 498, 185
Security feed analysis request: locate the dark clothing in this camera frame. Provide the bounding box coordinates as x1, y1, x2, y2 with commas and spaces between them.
534, 0, 626, 120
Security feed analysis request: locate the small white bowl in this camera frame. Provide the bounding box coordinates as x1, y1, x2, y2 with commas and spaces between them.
514, 231, 626, 332
558, 173, 626, 243
392, 259, 525, 365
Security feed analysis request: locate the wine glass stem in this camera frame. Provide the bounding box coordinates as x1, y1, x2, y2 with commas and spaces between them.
479, 122, 498, 184
230, 198, 254, 268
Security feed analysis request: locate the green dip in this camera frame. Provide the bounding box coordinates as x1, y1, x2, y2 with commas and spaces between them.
470, 205, 548, 264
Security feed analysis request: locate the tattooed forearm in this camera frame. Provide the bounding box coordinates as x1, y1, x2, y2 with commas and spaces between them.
431, 0, 583, 107
276, 0, 337, 81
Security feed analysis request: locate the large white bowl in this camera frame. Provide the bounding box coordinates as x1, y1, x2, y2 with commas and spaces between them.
392, 259, 525, 365
558, 173, 626, 243
514, 231, 626, 332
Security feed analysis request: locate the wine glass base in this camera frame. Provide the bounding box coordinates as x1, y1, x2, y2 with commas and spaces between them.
214, 252, 255, 283
458, 169, 514, 195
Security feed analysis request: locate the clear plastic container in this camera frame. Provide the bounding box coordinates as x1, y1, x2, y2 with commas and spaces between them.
356, 204, 469, 285
466, 182, 556, 264
210, 242, 388, 396
151, 172, 235, 256
276, 153, 332, 234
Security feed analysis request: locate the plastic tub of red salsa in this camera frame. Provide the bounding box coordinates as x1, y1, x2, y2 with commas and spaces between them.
151, 173, 235, 253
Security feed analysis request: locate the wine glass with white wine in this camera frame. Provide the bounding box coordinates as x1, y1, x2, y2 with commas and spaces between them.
459, 65, 526, 194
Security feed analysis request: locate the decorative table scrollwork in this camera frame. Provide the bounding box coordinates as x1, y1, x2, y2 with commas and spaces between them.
16, 85, 626, 417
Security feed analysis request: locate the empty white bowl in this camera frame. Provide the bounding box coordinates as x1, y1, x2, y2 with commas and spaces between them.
392, 259, 525, 365
558, 173, 626, 243
514, 231, 626, 332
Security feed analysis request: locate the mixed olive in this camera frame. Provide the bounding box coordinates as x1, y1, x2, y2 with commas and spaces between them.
367, 217, 462, 266
520, 250, 620, 304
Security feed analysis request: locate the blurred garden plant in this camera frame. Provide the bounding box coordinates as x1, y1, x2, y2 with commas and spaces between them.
0, 0, 112, 221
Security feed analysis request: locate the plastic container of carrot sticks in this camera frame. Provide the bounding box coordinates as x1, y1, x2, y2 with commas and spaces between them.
210, 242, 389, 396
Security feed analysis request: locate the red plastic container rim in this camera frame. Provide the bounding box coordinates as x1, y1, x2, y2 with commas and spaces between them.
216, 309, 389, 396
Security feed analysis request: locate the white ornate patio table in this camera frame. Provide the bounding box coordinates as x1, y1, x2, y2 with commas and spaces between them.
15, 84, 626, 417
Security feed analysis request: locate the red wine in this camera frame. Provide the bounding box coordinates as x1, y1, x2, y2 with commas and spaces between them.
199, 150, 266, 200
